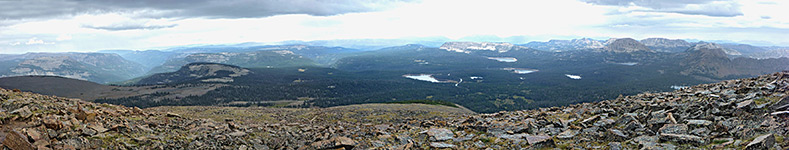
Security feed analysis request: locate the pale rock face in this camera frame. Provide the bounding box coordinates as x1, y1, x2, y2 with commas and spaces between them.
523, 38, 604, 51
603, 38, 653, 53
690, 43, 742, 56
272, 50, 295, 55
570, 38, 605, 49
640, 38, 692, 48
16, 56, 69, 70
439, 42, 520, 53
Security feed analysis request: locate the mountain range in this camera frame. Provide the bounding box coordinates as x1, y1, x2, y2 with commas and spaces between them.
0, 53, 145, 83
2, 37, 789, 113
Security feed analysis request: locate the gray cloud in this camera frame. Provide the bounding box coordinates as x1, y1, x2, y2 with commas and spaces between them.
582, 0, 743, 17
82, 23, 178, 31
0, 0, 416, 20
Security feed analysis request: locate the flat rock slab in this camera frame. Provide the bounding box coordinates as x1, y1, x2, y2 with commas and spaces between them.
426, 128, 454, 141
1, 131, 34, 150
745, 134, 775, 150
525, 135, 553, 145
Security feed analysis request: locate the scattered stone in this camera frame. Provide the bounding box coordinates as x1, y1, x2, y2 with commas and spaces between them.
425, 128, 454, 141
685, 120, 712, 127
594, 118, 615, 127
24, 128, 44, 141
659, 133, 705, 144
525, 135, 553, 147
42, 116, 62, 130
429, 142, 456, 148
606, 129, 628, 141
666, 112, 677, 124
634, 135, 659, 146
772, 111, 789, 116
745, 134, 775, 150
712, 138, 734, 148
228, 131, 246, 137
659, 124, 688, 134
1, 130, 35, 150
608, 142, 622, 150
88, 124, 108, 133
306, 136, 357, 150
581, 115, 600, 126
10, 106, 33, 119
556, 130, 578, 139
166, 112, 181, 118
770, 96, 789, 111
497, 133, 527, 140
737, 100, 754, 109
80, 127, 98, 136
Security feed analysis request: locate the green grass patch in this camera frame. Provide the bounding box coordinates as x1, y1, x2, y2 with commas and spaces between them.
712, 139, 730, 144
385, 100, 458, 108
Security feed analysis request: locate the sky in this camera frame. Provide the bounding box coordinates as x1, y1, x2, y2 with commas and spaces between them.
1, 0, 788, 54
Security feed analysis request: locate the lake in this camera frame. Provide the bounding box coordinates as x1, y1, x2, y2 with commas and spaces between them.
502, 68, 538, 74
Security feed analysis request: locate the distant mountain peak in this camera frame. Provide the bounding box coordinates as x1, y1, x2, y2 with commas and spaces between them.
439, 42, 520, 53
522, 38, 603, 51
640, 38, 692, 47
602, 38, 653, 53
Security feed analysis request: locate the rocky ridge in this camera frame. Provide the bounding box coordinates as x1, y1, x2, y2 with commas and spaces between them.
440, 42, 522, 53
640, 38, 693, 52
2, 72, 789, 149
691, 43, 743, 56
603, 38, 654, 53
521, 38, 604, 51
0, 53, 146, 83
137, 63, 250, 84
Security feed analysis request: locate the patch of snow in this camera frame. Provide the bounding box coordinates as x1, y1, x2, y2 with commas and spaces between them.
488, 57, 517, 62
614, 62, 638, 66
404, 74, 441, 83
503, 68, 538, 74
565, 74, 582, 79
671, 85, 689, 90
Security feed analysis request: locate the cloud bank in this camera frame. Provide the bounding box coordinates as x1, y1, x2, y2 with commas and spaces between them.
0, 0, 416, 21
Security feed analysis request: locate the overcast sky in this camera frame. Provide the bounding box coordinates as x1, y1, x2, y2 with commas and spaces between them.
1, 0, 787, 53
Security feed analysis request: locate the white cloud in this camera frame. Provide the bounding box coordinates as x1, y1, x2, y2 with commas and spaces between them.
0, 0, 788, 53
56, 34, 72, 41
25, 37, 44, 45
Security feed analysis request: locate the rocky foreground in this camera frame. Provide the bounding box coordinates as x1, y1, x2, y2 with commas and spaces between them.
2, 72, 789, 149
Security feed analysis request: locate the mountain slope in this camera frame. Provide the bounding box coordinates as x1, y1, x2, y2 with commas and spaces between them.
0, 53, 146, 83
99, 50, 177, 70
0, 76, 110, 100
641, 38, 693, 52
681, 43, 789, 78
147, 50, 318, 74
602, 38, 654, 53
137, 63, 250, 85
521, 38, 605, 51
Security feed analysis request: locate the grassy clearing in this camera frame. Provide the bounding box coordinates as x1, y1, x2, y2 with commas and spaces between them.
385, 100, 458, 108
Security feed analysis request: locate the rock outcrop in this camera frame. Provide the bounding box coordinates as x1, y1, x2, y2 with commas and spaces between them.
440, 42, 523, 53
603, 38, 654, 53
